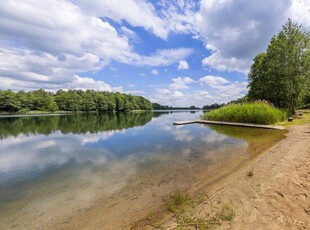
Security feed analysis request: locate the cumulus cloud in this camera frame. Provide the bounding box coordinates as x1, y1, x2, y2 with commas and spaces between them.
0, 0, 195, 91
178, 60, 189, 70
0, 46, 123, 91
158, 0, 199, 35
155, 88, 184, 101
0, 1, 131, 58
202, 51, 251, 74
199, 75, 229, 87
289, 0, 310, 28
199, 75, 248, 102
199, 75, 247, 98
169, 77, 194, 89
197, 0, 310, 73
75, 0, 169, 39
149, 74, 247, 107
0, 0, 309, 103
151, 69, 159, 75
150, 88, 214, 107
127, 48, 194, 67
66, 75, 123, 92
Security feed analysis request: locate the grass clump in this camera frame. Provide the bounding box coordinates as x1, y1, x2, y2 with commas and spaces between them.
247, 170, 254, 177
216, 205, 235, 221
204, 102, 287, 125
165, 190, 189, 212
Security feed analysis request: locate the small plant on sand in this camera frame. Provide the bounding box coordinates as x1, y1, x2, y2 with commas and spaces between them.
165, 190, 189, 212
144, 210, 165, 227
247, 170, 254, 177
216, 204, 235, 221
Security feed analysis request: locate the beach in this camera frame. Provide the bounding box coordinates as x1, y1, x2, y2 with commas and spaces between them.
164, 123, 310, 229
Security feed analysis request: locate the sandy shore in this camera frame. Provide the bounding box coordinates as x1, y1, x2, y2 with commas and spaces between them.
164, 124, 310, 229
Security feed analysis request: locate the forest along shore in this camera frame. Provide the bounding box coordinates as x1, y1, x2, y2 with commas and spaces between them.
164, 123, 310, 229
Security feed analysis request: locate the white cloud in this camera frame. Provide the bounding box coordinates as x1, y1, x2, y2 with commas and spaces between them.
149, 74, 248, 107
178, 60, 189, 70
66, 75, 123, 92
120, 26, 139, 43
197, 0, 310, 73
170, 77, 194, 89
75, 0, 169, 39
158, 0, 199, 35
126, 48, 194, 67
0, 0, 195, 91
289, 0, 310, 28
155, 88, 184, 99
151, 69, 159, 75
0, 46, 123, 92
151, 88, 214, 107
199, 75, 247, 101
0, 1, 131, 59
0, 0, 309, 96
199, 75, 229, 87
202, 51, 251, 74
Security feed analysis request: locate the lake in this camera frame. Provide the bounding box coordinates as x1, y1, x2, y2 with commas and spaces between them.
0, 111, 286, 229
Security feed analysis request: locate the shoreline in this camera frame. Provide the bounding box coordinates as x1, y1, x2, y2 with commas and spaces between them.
162, 123, 310, 229
173, 119, 285, 130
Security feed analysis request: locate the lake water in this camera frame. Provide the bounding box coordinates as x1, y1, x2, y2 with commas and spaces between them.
0, 111, 286, 229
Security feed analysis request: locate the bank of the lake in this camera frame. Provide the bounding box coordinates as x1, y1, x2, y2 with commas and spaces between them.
162, 115, 310, 229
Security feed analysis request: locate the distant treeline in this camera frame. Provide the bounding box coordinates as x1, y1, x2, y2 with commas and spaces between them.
0, 89, 152, 113
202, 103, 225, 110
152, 102, 227, 110
152, 103, 201, 110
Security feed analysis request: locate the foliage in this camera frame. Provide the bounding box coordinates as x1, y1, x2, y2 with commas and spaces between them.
0, 89, 152, 113
248, 19, 310, 114
203, 102, 287, 125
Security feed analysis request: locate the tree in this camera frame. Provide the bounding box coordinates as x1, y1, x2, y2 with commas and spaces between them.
248, 19, 310, 113
0, 90, 21, 112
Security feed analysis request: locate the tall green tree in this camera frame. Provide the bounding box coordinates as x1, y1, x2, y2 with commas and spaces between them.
248, 19, 310, 113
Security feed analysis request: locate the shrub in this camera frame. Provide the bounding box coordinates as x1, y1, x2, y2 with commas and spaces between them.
203, 102, 287, 125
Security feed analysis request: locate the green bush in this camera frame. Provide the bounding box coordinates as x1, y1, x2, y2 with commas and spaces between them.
203, 102, 287, 125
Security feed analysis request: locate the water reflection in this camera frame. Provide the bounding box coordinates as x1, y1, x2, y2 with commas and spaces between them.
0, 111, 154, 138
207, 124, 287, 156
0, 111, 286, 229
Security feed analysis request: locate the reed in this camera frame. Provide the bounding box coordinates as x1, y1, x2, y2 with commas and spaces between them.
203, 102, 287, 125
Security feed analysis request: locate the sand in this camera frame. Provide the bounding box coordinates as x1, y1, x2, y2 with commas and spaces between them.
164, 124, 310, 229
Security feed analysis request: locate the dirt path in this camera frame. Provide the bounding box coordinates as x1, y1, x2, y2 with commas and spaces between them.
164, 124, 310, 229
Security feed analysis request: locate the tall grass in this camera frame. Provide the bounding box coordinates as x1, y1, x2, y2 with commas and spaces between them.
203, 102, 287, 125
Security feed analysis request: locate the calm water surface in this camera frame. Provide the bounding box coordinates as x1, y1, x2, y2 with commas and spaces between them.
0, 111, 286, 229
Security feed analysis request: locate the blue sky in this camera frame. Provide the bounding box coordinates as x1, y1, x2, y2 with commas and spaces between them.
0, 0, 309, 107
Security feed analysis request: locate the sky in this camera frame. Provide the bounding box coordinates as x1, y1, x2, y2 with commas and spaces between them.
0, 0, 309, 107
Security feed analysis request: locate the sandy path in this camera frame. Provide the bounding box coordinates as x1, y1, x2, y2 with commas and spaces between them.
172, 124, 310, 229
